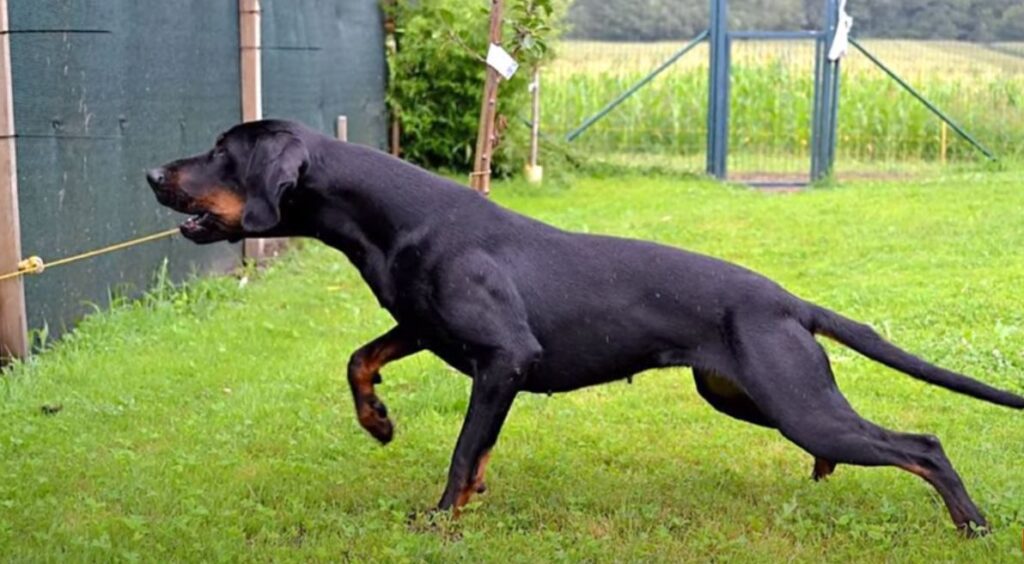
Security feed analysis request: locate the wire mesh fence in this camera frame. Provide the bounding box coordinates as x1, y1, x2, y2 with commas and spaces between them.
834, 39, 1024, 176
726, 39, 817, 181
546, 40, 710, 174
547, 0, 1024, 180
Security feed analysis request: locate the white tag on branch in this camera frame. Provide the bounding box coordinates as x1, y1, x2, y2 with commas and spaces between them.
486, 43, 519, 79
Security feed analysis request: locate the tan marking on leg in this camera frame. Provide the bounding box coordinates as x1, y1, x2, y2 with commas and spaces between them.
350, 341, 407, 443
472, 451, 491, 492
703, 371, 744, 398
454, 450, 492, 513
900, 463, 931, 479
900, 462, 978, 531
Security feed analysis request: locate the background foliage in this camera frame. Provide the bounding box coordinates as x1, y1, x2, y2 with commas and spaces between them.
385, 0, 561, 175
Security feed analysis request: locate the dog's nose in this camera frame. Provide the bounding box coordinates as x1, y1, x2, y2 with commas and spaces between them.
146, 168, 166, 188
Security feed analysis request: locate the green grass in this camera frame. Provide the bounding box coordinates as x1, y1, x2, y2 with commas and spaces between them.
2, 171, 1024, 561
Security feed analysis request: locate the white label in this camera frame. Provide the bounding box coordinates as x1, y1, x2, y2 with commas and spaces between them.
828, 0, 853, 61
486, 43, 519, 79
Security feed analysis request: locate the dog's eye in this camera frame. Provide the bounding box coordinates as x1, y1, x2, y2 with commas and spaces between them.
212, 147, 227, 159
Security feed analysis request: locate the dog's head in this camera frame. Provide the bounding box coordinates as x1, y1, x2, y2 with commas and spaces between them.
146, 120, 310, 244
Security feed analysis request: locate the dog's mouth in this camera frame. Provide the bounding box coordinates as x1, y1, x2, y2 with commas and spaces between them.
149, 172, 243, 245
181, 211, 211, 232
179, 211, 233, 244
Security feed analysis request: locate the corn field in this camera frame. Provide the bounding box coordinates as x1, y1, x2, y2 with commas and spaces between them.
545, 40, 1024, 172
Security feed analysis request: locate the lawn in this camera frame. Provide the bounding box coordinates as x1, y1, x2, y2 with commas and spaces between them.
2, 170, 1024, 562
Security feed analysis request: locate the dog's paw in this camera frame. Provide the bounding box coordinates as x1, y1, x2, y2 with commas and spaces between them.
406, 508, 463, 540
958, 518, 989, 539
406, 507, 442, 524
811, 457, 835, 481
358, 397, 394, 444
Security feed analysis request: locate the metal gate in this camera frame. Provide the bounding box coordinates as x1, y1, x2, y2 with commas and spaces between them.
707, 0, 841, 184
548, 0, 1005, 183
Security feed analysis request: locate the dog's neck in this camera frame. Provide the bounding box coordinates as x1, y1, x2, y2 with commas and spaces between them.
290, 139, 483, 308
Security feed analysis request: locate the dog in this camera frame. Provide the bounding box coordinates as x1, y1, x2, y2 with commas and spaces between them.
147, 119, 1023, 534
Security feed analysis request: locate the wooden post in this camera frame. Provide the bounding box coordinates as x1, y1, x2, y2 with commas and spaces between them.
239, 0, 268, 262
0, 0, 28, 362
389, 113, 400, 157
336, 115, 348, 142
239, 0, 262, 122
383, 0, 401, 157
525, 67, 543, 184
470, 0, 503, 196
940, 121, 948, 165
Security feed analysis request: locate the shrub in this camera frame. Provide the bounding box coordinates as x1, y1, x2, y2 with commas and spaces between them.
385, 0, 561, 176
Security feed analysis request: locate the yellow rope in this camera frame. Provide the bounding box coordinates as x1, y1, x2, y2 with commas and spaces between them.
0, 227, 180, 283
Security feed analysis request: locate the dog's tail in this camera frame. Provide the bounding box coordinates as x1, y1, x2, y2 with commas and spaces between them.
803, 303, 1024, 409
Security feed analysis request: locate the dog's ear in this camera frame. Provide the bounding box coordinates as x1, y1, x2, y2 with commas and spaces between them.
242, 132, 309, 232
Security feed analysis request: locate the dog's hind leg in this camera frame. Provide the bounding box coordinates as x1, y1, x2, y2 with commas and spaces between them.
347, 325, 423, 444
694, 368, 775, 428
734, 319, 987, 534
694, 368, 836, 480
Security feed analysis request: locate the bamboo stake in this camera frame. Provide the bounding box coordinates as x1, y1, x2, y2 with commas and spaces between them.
470, 0, 503, 196
940, 122, 948, 165
525, 67, 543, 184
529, 68, 540, 167
390, 114, 401, 157
384, 0, 401, 157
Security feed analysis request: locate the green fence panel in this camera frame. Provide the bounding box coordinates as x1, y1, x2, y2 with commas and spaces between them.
261, 0, 388, 147
9, 0, 243, 337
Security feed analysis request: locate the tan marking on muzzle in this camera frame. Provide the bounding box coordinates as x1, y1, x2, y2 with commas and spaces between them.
196, 189, 245, 227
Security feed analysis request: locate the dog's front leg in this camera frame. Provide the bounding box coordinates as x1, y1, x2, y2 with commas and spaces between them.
347, 325, 422, 444
436, 348, 536, 513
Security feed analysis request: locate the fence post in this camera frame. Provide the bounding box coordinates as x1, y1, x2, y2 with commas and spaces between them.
336, 115, 348, 141
239, 0, 262, 122
811, 0, 840, 181
239, 0, 269, 262
706, 0, 729, 179
0, 0, 27, 362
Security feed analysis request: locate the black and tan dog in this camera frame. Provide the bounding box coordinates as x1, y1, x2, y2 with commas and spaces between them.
147, 120, 1022, 534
